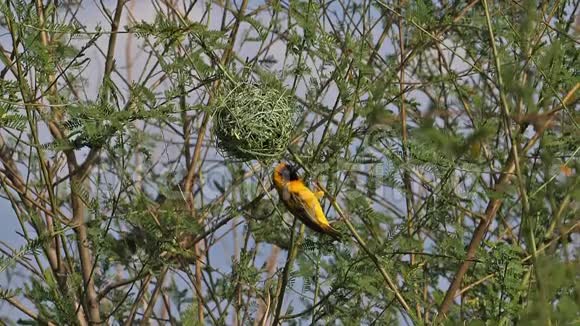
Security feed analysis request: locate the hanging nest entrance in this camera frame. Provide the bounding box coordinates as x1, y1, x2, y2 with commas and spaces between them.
213, 82, 297, 161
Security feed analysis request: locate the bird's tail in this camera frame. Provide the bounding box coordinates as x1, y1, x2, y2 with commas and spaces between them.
322, 224, 343, 242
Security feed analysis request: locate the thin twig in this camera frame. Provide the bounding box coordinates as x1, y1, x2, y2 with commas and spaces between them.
437, 83, 579, 319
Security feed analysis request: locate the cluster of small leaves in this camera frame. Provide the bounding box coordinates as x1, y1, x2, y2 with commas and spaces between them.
519, 256, 580, 324
0, 0, 578, 324
131, 15, 227, 85
24, 271, 82, 325
0, 103, 27, 131
0, 233, 55, 275
102, 195, 201, 267
1, 1, 83, 89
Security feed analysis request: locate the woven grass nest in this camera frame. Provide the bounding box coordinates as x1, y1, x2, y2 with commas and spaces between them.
213, 82, 297, 161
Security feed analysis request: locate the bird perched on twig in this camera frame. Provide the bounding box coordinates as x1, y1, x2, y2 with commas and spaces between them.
272, 162, 341, 241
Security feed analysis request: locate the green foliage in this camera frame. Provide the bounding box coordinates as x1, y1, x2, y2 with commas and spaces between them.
250, 202, 292, 249
0, 232, 57, 275
0, 104, 27, 131
0, 0, 577, 325
181, 303, 204, 326
519, 256, 580, 324
25, 269, 81, 325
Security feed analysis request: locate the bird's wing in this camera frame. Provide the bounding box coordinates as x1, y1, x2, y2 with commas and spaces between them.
284, 183, 329, 232
280, 182, 342, 240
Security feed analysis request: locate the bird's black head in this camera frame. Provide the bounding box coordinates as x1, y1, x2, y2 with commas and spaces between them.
276, 162, 300, 181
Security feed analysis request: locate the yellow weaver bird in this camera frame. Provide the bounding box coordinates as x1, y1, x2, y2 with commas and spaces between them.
272, 162, 341, 240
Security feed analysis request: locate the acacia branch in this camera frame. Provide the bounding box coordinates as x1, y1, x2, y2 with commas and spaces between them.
272, 221, 303, 325
290, 155, 414, 319
437, 83, 579, 319
5, 296, 57, 326
72, 1, 127, 323
139, 267, 169, 326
